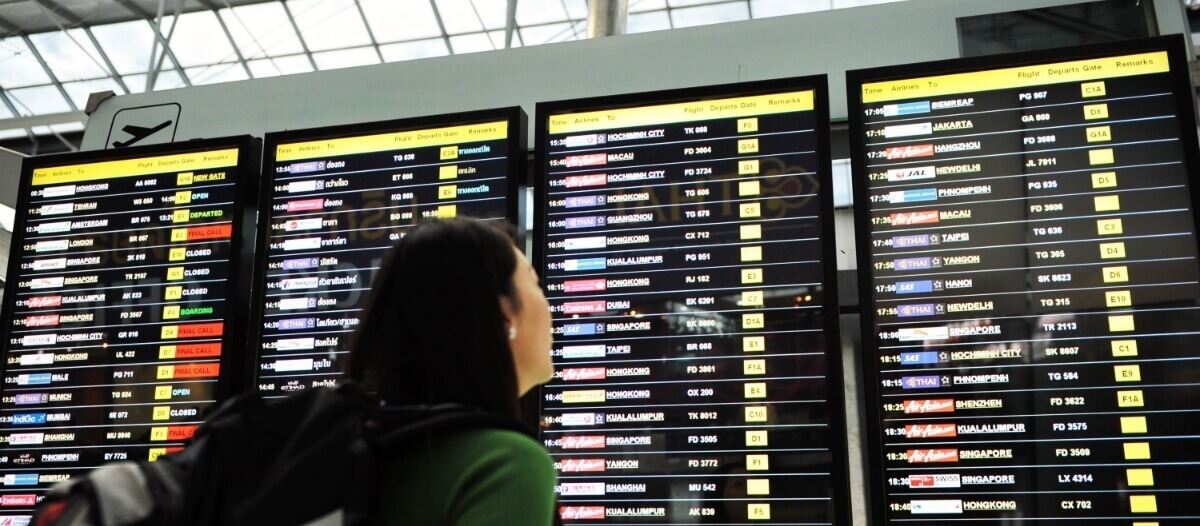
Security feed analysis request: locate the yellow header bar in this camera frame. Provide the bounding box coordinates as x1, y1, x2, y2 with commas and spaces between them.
31, 149, 239, 186
862, 51, 1169, 103
276, 121, 508, 162
549, 90, 813, 134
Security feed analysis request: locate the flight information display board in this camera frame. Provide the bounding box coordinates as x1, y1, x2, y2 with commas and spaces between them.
535, 78, 850, 524
254, 108, 523, 396
0, 136, 259, 518
848, 36, 1200, 524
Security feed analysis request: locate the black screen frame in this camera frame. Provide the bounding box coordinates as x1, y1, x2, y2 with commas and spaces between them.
0, 134, 262, 410
250, 107, 528, 392
846, 34, 1200, 525
533, 75, 852, 525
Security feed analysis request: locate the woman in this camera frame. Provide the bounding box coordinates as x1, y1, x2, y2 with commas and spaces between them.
348, 217, 557, 525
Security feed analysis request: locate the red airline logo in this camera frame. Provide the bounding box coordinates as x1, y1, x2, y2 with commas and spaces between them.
891, 210, 939, 226
0, 494, 35, 506
903, 399, 955, 414
886, 144, 934, 159
559, 458, 605, 472
27, 296, 62, 308
908, 449, 959, 463
560, 506, 606, 520
24, 314, 60, 327
562, 436, 606, 449
562, 368, 606, 381
905, 423, 957, 438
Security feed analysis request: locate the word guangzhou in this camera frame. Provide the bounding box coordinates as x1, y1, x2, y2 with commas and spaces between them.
254, 110, 522, 396
850, 37, 1200, 524
0, 137, 258, 520
536, 79, 850, 525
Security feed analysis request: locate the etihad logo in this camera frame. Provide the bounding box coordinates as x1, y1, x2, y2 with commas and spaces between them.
562, 435, 605, 449
885, 144, 934, 159
560, 506, 605, 520
904, 399, 955, 414
559, 458, 605, 472
908, 448, 958, 463
905, 423, 957, 438
891, 210, 939, 226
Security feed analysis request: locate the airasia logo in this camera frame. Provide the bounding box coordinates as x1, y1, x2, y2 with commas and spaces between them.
560, 506, 605, 519
559, 458, 605, 472
562, 368, 606, 381
24, 315, 59, 327
905, 423, 957, 438
891, 210, 939, 226
562, 436, 605, 449
27, 296, 62, 308
904, 399, 954, 414
908, 449, 959, 463
886, 144, 934, 159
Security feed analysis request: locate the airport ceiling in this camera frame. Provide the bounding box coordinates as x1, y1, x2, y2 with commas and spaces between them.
0, 0, 895, 143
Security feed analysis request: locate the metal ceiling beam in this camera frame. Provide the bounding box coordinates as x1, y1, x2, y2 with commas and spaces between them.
428, 0, 455, 54
112, 0, 193, 87
0, 87, 36, 145
20, 34, 78, 112
33, 0, 82, 26
280, 1, 318, 71
195, 0, 254, 78
83, 26, 132, 95
352, 0, 384, 63
0, 110, 86, 129
504, 0, 517, 48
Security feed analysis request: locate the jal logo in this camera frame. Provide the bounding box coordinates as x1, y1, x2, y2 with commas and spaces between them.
559, 458, 605, 472
562, 436, 605, 449
559, 506, 605, 520
905, 423, 957, 438
908, 449, 959, 463
885, 144, 934, 159
903, 399, 955, 414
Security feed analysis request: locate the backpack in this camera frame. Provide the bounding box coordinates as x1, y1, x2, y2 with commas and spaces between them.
32, 382, 533, 526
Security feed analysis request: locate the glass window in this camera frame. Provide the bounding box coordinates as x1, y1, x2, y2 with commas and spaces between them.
122, 70, 187, 93
61, 78, 122, 109
0, 37, 52, 88
671, 2, 750, 28
166, 11, 239, 68
379, 38, 450, 62
628, 10, 672, 33
448, 32, 494, 54
360, 0, 442, 43
28, 29, 110, 82
516, 0, 569, 26
186, 63, 251, 85
520, 22, 582, 45
433, 0, 485, 34
312, 46, 381, 70
6, 86, 71, 115
90, 20, 157, 75
630, 0, 668, 13
247, 54, 315, 77
288, 0, 373, 52
221, 3, 306, 58
750, 0, 827, 17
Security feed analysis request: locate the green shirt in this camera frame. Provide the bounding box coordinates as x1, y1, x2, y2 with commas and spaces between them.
373, 428, 557, 525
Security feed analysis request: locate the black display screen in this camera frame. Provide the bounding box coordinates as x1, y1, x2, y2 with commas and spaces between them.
848, 36, 1200, 523
535, 79, 850, 524
253, 109, 523, 396
0, 136, 259, 518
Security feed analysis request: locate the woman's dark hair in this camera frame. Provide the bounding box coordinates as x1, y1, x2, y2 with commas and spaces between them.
348, 217, 522, 417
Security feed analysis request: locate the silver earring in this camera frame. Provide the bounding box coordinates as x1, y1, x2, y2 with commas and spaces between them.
508, 326, 517, 340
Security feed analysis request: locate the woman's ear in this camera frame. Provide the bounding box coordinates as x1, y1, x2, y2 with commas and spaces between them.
498, 295, 517, 326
